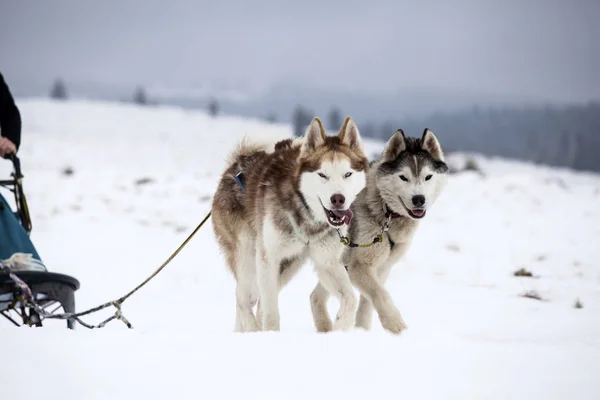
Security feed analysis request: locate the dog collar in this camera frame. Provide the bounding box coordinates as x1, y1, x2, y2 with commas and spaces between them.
384, 203, 403, 219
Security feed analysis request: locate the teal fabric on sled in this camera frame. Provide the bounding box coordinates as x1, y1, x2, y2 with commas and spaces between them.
0, 191, 41, 262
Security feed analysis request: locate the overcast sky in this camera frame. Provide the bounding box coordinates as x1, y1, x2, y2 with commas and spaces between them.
1, 0, 598, 103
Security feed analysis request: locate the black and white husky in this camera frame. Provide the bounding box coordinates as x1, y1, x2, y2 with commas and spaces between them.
310, 128, 449, 334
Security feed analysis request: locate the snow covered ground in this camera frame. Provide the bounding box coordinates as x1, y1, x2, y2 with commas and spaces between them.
2, 99, 600, 399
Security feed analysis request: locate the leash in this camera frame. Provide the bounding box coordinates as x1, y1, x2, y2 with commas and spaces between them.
1, 210, 212, 329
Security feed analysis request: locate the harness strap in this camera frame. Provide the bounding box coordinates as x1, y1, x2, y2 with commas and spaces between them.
388, 235, 396, 250
337, 209, 395, 248
337, 202, 404, 249
339, 233, 384, 248
234, 171, 245, 192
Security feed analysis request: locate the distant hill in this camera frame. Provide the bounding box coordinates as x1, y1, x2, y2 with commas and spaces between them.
384, 102, 600, 173
10, 78, 599, 172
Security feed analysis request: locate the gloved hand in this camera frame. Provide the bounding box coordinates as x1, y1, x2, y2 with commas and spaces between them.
0, 136, 17, 158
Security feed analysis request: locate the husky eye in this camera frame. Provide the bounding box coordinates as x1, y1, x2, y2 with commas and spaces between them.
400, 175, 409, 182
344, 172, 353, 179
318, 172, 328, 180
425, 174, 433, 181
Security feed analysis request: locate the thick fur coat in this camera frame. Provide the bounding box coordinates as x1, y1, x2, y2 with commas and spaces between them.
212, 117, 369, 332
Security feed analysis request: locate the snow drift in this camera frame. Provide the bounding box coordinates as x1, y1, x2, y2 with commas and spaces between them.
1, 99, 599, 399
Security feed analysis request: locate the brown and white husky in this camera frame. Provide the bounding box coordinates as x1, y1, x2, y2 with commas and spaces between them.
212, 116, 369, 332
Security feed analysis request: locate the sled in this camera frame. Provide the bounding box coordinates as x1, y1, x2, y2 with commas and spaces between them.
0, 155, 80, 329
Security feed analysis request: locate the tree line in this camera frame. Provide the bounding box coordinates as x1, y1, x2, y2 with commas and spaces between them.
48, 78, 600, 172
290, 103, 600, 173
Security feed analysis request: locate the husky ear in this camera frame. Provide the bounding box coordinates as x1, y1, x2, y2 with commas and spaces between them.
301, 117, 327, 154
382, 129, 406, 162
338, 116, 362, 150
421, 128, 444, 161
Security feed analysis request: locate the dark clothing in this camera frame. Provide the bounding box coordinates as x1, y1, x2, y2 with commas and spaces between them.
0, 72, 21, 151
0, 72, 42, 265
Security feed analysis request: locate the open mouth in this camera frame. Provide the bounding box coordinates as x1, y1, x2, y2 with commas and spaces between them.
408, 208, 426, 219
398, 197, 427, 219
322, 207, 353, 227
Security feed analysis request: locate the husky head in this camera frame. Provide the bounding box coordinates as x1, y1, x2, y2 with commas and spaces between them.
297, 116, 369, 228
375, 128, 448, 220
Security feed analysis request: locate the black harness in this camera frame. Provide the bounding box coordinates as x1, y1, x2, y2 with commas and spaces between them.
384, 204, 402, 250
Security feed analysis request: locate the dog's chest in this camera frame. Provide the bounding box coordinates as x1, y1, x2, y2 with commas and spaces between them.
386, 218, 417, 244
378, 220, 417, 263
286, 212, 331, 244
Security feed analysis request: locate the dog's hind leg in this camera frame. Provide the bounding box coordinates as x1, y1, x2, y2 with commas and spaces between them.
310, 281, 333, 332
235, 280, 259, 332
233, 231, 259, 332
256, 254, 306, 329
258, 220, 308, 331
256, 245, 281, 331
355, 295, 372, 330
256, 224, 285, 332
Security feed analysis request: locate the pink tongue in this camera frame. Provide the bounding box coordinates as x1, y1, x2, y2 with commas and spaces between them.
331, 209, 353, 225
412, 209, 425, 216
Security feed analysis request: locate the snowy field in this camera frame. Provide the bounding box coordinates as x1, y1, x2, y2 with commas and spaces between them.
2, 99, 600, 399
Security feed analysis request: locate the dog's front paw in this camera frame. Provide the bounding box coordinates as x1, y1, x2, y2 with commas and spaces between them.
355, 298, 373, 330
261, 312, 280, 331
333, 314, 355, 331
315, 317, 333, 332
245, 316, 260, 332
333, 318, 354, 331
310, 287, 333, 332
379, 310, 407, 334
355, 315, 372, 331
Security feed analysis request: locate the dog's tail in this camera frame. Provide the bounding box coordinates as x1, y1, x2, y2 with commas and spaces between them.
225, 136, 279, 167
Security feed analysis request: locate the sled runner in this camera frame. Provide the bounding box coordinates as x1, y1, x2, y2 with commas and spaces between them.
0, 155, 80, 329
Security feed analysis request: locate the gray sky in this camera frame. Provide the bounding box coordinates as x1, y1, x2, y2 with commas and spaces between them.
1, 0, 599, 103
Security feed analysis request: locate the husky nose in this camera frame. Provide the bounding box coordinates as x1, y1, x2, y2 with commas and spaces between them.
412, 195, 425, 207
330, 194, 346, 209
